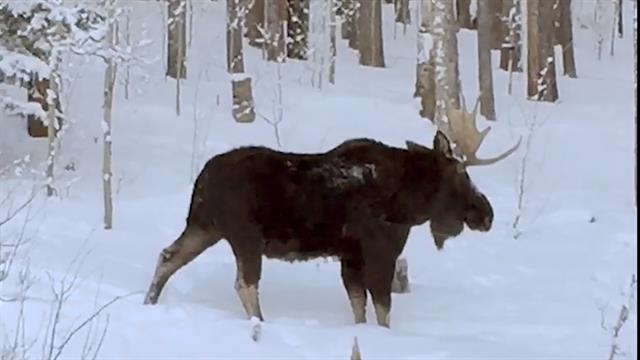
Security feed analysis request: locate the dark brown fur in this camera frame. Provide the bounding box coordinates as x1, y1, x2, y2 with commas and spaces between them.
144, 132, 494, 327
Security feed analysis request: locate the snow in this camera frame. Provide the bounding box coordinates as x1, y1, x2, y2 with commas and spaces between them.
0, 1, 637, 359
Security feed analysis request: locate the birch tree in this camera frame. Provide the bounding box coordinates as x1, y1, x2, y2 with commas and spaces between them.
167, 0, 186, 115
432, 0, 461, 127
228, 0, 256, 123
634, 0, 637, 205
477, 0, 496, 120
358, 0, 385, 67
328, 0, 337, 84
102, 2, 117, 229
527, 0, 559, 102
499, 0, 522, 73
416, 0, 435, 120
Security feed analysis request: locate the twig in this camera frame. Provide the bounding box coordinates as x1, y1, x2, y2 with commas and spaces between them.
52, 291, 142, 360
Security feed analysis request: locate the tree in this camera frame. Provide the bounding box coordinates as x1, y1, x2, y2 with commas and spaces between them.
635, 0, 637, 205
415, 0, 435, 120
227, 0, 256, 123
166, 0, 186, 79
554, 0, 577, 78
432, 0, 461, 127
499, 0, 522, 74
328, 0, 337, 84
394, 0, 410, 27
488, 0, 503, 49
527, 0, 558, 102
456, 0, 473, 29
102, 1, 118, 229
265, 0, 287, 62
0, 1, 106, 196
245, 0, 265, 47
287, 0, 309, 60
358, 0, 385, 67
477, 0, 496, 120
167, 0, 187, 115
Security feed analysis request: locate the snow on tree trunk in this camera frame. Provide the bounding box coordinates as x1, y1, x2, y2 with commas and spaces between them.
456, 0, 473, 29
103, 11, 117, 230
167, 0, 187, 79
46, 59, 60, 198
554, 0, 577, 78
287, 0, 309, 60
432, 0, 461, 128
358, 0, 385, 67
246, 0, 265, 48
499, 0, 522, 73
228, 0, 256, 123
265, 0, 287, 62
477, 0, 497, 120
527, 0, 559, 102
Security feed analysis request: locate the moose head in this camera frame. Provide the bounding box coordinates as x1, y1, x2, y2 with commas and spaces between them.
407, 96, 521, 250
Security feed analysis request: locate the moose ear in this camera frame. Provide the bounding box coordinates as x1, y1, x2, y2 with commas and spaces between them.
433, 130, 454, 158
405, 140, 430, 153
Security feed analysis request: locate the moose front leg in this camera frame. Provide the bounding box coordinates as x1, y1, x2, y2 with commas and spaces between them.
340, 258, 367, 324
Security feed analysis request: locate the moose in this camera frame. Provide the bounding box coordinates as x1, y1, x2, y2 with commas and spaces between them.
143, 99, 520, 328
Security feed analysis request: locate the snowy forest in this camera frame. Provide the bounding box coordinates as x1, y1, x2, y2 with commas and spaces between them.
0, 0, 637, 358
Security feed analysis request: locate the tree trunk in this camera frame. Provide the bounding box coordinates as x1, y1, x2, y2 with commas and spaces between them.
358, 0, 385, 67
228, 0, 256, 122
477, 0, 496, 120
167, 0, 187, 79
555, 0, 577, 78
45, 65, 59, 197
394, 0, 410, 25
265, 0, 287, 62
489, 0, 503, 49
102, 16, 117, 230
527, 0, 559, 102
420, 0, 432, 33
634, 0, 637, 205
618, 0, 623, 38
499, 0, 522, 72
27, 78, 56, 138
348, 0, 359, 50
391, 257, 410, 293
287, 0, 309, 59
246, 0, 265, 47
329, 0, 337, 84
432, 0, 461, 127
456, 0, 473, 29
418, 51, 436, 121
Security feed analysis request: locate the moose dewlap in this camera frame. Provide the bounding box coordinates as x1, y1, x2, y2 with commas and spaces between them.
144, 117, 519, 327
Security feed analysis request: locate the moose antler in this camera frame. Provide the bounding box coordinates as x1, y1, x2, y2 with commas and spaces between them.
446, 95, 522, 167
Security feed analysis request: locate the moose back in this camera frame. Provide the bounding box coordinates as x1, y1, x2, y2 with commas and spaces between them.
143, 132, 503, 327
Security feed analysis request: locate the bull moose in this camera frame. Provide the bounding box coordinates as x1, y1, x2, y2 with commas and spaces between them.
143, 99, 520, 327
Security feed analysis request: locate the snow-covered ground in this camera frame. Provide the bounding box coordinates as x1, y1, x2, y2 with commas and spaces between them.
1, 1, 637, 359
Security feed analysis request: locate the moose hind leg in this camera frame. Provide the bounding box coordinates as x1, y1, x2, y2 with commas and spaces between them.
341, 258, 367, 324
144, 226, 220, 305
233, 250, 264, 321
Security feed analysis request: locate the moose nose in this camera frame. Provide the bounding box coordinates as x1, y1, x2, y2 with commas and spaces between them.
481, 216, 492, 231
